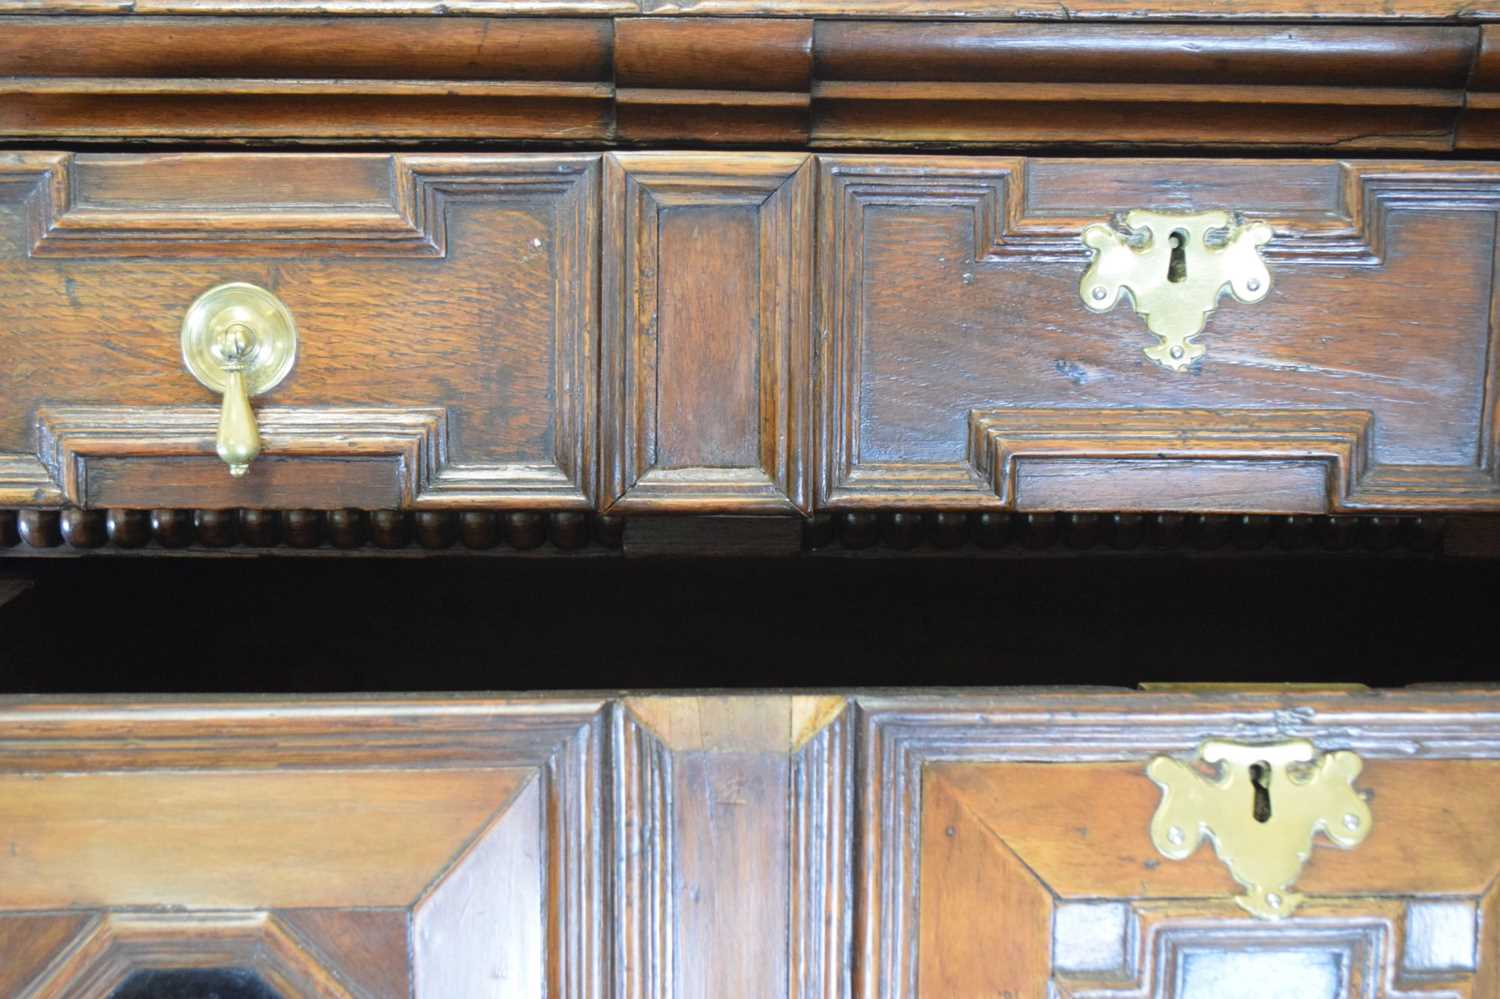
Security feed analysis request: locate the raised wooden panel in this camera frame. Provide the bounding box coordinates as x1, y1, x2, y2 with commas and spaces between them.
0, 696, 609, 998
819, 156, 1500, 514
603, 153, 814, 514
855, 690, 1500, 999
0, 152, 599, 511
613, 694, 851, 999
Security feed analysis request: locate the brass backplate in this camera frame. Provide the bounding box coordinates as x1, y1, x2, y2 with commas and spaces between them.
1080, 209, 1272, 372
1147, 739, 1371, 919
180, 282, 297, 397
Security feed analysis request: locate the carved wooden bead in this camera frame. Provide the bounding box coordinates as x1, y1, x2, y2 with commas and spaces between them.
1321, 514, 1359, 551
927, 511, 968, 549
1063, 512, 1100, 549
0, 510, 18, 548
1149, 512, 1186, 548
370, 510, 409, 549
150, 509, 194, 548
238, 509, 280, 547
1275, 514, 1314, 550
1111, 513, 1145, 549
18, 510, 61, 548
839, 511, 878, 549
974, 511, 1012, 548
1020, 512, 1057, 549
593, 514, 625, 549
1406, 515, 1445, 553
801, 513, 833, 551
550, 511, 590, 550
1233, 514, 1271, 550
882, 511, 921, 550
506, 512, 546, 550
194, 509, 238, 548
283, 510, 323, 548
59, 508, 106, 548
105, 509, 149, 548
460, 511, 500, 550
415, 510, 457, 549
1193, 514, 1232, 550
326, 509, 367, 549
1364, 515, 1399, 551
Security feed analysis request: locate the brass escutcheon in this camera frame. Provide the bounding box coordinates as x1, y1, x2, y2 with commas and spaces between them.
1146, 739, 1372, 919
180, 283, 297, 477
1080, 209, 1273, 372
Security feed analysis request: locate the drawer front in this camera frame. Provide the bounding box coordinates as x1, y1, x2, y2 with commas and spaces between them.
2, 691, 1497, 996
0, 697, 610, 998
0, 151, 598, 511
820, 156, 1500, 515
857, 691, 1500, 999
9, 152, 1500, 525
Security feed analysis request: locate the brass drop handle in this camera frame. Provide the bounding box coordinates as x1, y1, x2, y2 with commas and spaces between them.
214, 322, 261, 476
180, 283, 298, 477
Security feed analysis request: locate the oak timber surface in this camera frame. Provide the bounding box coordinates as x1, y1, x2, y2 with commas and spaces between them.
0, 18, 1492, 148
819, 157, 1500, 513
0, 151, 599, 511
8, 0, 1500, 18
0, 689, 1496, 996
10, 153, 1500, 517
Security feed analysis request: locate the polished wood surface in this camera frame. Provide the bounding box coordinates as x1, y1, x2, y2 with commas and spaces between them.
7, 0, 1500, 19
5, 2, 1498, 994
603, 153, 814, 513
0, 151, 599, 511
11, 152, 1500, 526
819, 157, 1500, 513
0, 689, 1496, 995
0, 696, 609, 997
3, 17, 1497, 149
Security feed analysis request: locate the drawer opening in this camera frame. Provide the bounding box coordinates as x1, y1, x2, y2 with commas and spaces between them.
1, 550, 1494, 694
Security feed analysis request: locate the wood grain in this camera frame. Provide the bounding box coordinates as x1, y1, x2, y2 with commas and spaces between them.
0, 152, 599, 511
0, 768, 530, 908
0, 692, 1495, 994
1, 18, 1490, 149
277, 909, 411, 999
857, 689, 1500, 999
615, 695, 850, 999
4, 0, 1494, 21
918, 769, 1052, 999
819, 156, 1500, 514
0, 696, 610, 998
814, 24, 1471, 150
0, 17, 613, 141
615, 18, 812, 143
603, 153, 814, 514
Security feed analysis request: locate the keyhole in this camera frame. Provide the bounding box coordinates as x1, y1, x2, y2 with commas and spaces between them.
1250, 762, 1273, 823
1167, 230, 1189, 283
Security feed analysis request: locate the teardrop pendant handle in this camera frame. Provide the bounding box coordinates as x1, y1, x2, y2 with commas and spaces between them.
217, 368, 261, 477
180, 283, 297, 478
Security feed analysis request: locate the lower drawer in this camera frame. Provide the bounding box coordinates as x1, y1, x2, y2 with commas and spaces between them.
0, 689, 1496, 996
5, 152, 1500, 529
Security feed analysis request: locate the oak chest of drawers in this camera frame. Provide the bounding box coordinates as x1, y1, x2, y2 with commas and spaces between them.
3, 5, 1500, 998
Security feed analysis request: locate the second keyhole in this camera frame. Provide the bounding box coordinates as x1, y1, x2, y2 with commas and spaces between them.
1249, 761, 1273, 823
1167, 230, 1189, 283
